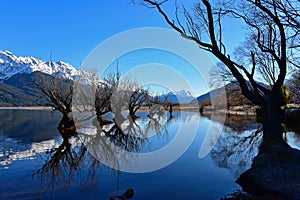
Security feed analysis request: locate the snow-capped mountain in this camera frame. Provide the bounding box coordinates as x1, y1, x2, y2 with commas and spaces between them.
0, 50, 79, 81
0, 50, 99, 106
160, 90, 195, 104
173, 90, 194, 99
0, 50, 196, 106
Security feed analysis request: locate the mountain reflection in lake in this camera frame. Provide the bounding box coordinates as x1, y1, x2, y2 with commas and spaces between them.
1, 109, 299, 199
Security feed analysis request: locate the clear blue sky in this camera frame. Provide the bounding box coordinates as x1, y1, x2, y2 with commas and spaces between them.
0, 1, 244, 96
0, 1, 170, 66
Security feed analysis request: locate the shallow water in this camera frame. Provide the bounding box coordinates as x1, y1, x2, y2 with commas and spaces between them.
0, 109, 295, 199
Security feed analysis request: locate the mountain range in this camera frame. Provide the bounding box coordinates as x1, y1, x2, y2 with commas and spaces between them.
0, 50, 78, 81
0, 51, 196, 106
159, 90, 195, 104
0, 50, 80, 106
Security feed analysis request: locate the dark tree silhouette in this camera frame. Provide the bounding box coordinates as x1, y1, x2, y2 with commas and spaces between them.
139, 0, 300, 143
168, 103, 173, 118
137, 1, 300, 197
95, 69, 121, 124
128, 88, 148, 119
34, 62, 75, 131
95, 67, 147, 124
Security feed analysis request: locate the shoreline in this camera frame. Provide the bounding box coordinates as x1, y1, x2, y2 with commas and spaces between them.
0, 106, 53, 110
0, 105, 257, 116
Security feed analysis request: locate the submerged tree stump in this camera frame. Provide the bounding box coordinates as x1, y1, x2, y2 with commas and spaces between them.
58, 113, 76, 133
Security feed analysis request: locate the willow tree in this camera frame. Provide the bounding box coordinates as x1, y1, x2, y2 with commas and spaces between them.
128, 87, 148, 118
140, 0, 300, 142
95, 69, 121, 124
35, 70, 74, 132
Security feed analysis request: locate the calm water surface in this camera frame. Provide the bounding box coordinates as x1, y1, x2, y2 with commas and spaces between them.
1, 109, 299, 199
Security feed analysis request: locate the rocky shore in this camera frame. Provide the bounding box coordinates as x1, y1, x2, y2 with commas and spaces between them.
236, 141, 300, 200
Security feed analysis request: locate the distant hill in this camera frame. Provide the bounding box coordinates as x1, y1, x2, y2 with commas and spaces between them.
190, 91, 210, 105
0, 82, 38, 106
190, 82, 252, 107
0, 72, 57, 106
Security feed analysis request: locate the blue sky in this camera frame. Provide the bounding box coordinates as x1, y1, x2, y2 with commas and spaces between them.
0, 1, 169, 65
0, 1, 244, 96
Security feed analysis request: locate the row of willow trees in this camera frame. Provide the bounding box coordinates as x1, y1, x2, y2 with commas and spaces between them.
31, 68, 178, 198
34, 62, 300, 132
34, 67, 173, 131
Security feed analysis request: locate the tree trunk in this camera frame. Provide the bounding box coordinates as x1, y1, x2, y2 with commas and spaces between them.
261, 92, 284, 143
97, 115, 113, 126
237, 93, 300, 199
58, 112, 76, 133
169, 104, 173, 118
129, 107, 134, 116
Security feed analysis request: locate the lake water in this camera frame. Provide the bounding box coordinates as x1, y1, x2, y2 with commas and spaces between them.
0, 109, 299, 199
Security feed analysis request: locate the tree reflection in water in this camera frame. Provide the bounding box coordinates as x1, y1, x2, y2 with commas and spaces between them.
209, 114, 300, 199
79, 112, 172, 171
208, 115, 263, 177
33, 111, 173, 197
32, 130, 101, 196
284, 122, 300, 150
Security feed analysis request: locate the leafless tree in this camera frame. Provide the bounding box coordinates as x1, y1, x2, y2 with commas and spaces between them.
138, 0, 300, 142
128, 87, 148, 118
110, 75, 137, 123
225, 83, 253, 107
95, 69, 121, 124
95, 67, 148, 124
34, 62, 75, 131
146, 93, 167, 119
36, 73, 73, 118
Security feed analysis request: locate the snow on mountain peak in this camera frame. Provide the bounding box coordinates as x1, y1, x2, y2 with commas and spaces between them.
161, 90, 195, 104
173, 90, 194, 98
0, 50, 79, 81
